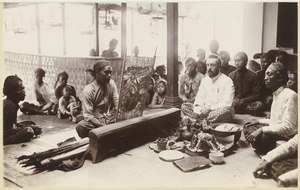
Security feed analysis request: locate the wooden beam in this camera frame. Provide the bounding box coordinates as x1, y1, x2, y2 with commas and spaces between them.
89, 108, 180, 163
165, 3, 182, 108
121, 3, 127, 58
95, 3, 99, 56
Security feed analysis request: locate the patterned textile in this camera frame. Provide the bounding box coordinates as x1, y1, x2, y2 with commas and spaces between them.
207, 107, 233, 123
246, 101, 264, 115
181, 102, 198, 119
271, 158, 298, 180
179, 72, 203, 103
233, 101, 264, 115
181, 102, 233, 123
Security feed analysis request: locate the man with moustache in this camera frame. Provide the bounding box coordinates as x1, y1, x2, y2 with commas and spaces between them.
181, 55, 235, 123
75, 60, 119, 138
229, 52, 263, 116
193, 55, 235, 123
244, 62, 297, 154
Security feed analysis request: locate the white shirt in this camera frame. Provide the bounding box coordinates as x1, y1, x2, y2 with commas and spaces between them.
262, 134, 297, 163
193, 73, 235, 114
262, 87, 298, 137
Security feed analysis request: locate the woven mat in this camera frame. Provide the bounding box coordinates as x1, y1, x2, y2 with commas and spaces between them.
3, 114, 79, 187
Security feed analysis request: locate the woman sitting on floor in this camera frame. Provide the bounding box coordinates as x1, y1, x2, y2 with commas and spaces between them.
54, 71, 77, 101
20, 68, 57, 115
57, 86, 81, 122
150, 79, 167, 108
54, 71, 81, 113
3, 75, 42, 145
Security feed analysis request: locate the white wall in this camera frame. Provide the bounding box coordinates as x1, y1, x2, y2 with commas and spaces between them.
262, 2, 278, 52
242, 2, 264, 59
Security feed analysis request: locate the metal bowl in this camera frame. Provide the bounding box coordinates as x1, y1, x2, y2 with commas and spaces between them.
209, 123, 243, 143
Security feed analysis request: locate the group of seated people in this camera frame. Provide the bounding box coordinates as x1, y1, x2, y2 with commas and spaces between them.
2, 39, 298, 186
18, 68, 82, 122
177, 40, 297, 186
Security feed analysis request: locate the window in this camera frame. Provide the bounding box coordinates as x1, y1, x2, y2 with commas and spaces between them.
4, 4, 38, 54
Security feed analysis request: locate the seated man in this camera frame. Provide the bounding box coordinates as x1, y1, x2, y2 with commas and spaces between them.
20, 68, 57, 115
244, 62, 297, 154
256, 53, 273, 111
219, 50, 236, 76
102, 39, 118, 58
253, 134, 298, 187
3, 75, 41, 145
196, 60, 207, 75
181, 56, 235, 123
179, 57, 203, 103
229, 52, 263, 116
76, 60, 119, 138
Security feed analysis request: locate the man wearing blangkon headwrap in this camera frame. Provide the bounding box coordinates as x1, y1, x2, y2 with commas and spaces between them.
75, 60, 119, 138
244, 62, 297, 154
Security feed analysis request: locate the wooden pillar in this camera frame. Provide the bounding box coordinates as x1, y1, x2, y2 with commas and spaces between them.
95, 3, 99, 56
36, 4, 41, 54
62, 3, 66, 55
165, 3, 182, 108
121, 3, 127, 58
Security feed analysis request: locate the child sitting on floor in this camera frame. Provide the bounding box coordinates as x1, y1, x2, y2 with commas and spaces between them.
58, 86, 80, 122
150, 79, 167, 108
20, 68, 57, 115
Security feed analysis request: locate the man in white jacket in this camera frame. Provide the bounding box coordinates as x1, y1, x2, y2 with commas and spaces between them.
180, 55, 235, 123
244, 62, 297, 153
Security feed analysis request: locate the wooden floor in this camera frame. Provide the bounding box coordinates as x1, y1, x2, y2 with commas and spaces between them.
3, 108, 280, 188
